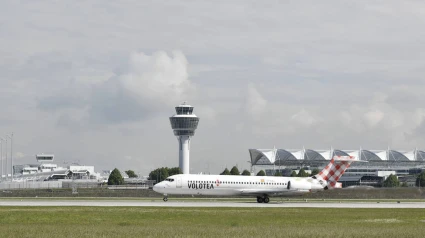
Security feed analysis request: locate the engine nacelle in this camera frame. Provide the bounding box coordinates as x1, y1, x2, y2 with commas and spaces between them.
287, 180, 312, 191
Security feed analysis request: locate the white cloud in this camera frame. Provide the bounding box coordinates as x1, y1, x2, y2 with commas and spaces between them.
291, 109, 316, 128
15, 152, 25, 159
244, 84, 267, 118
121, 51, 193, 106
363, 110, 385, 128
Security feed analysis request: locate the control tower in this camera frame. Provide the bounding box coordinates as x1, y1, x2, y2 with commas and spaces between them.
169, 102, 200, 174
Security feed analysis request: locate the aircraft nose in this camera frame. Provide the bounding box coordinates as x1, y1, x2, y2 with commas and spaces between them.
153, 183, 163, 193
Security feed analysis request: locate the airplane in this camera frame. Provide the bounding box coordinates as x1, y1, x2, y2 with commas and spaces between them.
153, 155, 357, 203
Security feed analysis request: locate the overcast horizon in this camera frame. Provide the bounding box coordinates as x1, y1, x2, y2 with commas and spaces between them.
1, 1, 425, 175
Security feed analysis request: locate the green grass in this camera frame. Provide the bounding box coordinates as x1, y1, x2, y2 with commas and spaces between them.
1, 197, 424, 203
0, 207, 424, 237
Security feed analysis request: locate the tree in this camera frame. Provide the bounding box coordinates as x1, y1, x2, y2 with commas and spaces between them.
220, 168, 231, 175
108, 168, 124, 185
416, 172, 425, 187
148, 167, 181, 183
230, 166, 240, 175
149, 167, 169, 183
256, 170, 265, 176
125, 170, 138, 178
297, 169, 309, 177
241, 170, 251, 176
274, 171, 282, 176
290, 171, 297, 177
311, 168, 320, 176
168, 167, 182, 176
382, 174, 400, 187
401, 182, 408, 187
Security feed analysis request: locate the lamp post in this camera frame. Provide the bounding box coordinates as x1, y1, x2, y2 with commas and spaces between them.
0, 138, 3, 181
7, 134, 13, 182
4, 137, 7, 181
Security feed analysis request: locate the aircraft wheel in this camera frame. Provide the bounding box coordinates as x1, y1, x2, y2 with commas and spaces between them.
257, 197, 263, 203
163, 197, 168, 202
263, 197, 270, 203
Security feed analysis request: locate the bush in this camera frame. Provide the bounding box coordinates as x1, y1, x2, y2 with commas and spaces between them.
256, 170, 265, 176
220, 168, 231, 175
125, 170, 138, 178
230, 166, 240, 175
382, 174, 400, 187
416, 172, 425, 187
241, 170, 251, 176
108, 168, 124, 185
297, 169, 309, 177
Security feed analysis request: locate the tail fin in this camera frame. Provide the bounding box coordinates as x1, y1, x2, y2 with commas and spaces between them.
315, 155, 356, 189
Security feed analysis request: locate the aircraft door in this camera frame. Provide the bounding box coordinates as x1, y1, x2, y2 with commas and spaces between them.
176, 177, 182, 188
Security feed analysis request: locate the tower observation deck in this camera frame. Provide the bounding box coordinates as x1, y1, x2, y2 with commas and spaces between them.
169, 102, 200, 174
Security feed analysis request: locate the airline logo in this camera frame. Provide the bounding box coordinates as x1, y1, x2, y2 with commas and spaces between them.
317, 155, 355, 187
187, 181, 215, 190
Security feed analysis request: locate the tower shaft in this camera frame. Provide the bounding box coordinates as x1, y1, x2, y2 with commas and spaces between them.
178, 135, 191, 174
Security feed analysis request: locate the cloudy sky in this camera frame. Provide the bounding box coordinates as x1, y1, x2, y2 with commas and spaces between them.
1, 1, 425, 175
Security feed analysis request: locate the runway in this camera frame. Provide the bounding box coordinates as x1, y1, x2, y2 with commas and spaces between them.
1, 199, 425, 208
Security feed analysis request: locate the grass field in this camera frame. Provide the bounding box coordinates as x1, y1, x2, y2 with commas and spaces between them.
0, 207, 424, 238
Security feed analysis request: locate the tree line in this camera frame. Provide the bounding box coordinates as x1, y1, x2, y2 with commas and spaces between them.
108, 167, 425, 187
381, 172, 425, 187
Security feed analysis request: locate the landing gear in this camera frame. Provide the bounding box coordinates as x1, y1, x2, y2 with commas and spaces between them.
163, 196, 168, 202
256, 195, 270, 203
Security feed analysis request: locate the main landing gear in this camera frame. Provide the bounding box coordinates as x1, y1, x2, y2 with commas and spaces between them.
163, 195, 168, 202
256, 195, 270, 203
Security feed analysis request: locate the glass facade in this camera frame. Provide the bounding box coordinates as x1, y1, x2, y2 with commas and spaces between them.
175, 106, 194, 115
170, 117, 199, 130
304, 149, 326, 160
416, 151, 425, 161
388, 150, 410, 162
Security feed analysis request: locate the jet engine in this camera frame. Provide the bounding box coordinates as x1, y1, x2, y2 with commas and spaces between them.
287, 180, 312, 191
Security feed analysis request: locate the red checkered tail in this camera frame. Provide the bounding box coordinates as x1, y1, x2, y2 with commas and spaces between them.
315, 156, 356, 189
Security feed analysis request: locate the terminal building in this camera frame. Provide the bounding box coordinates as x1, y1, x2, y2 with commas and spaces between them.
12, 154, 100, 182
249, 148, 425, 187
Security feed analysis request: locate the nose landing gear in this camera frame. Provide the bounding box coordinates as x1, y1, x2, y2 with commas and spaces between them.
163, 195, 168, 202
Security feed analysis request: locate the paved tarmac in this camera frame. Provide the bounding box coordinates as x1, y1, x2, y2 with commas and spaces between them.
1, 200, 425, 208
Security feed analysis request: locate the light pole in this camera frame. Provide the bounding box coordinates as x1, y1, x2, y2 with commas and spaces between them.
0, 138, 3, 181
7, 134, 13, 182
4, 137, 7, 181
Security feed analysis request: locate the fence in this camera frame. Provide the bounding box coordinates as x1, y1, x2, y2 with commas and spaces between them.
0, 181, 62, 190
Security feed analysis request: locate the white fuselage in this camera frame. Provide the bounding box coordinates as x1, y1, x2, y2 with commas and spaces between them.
153, 174, 326, 197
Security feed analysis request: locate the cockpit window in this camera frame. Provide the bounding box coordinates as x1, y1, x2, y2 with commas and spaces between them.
165, 178, 174, 182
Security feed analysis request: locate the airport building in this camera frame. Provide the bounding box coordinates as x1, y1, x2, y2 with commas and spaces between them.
249, 148, 425, 187
11, 154, 101, 182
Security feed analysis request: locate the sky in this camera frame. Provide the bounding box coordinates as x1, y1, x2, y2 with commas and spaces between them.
1, 0, 425, 175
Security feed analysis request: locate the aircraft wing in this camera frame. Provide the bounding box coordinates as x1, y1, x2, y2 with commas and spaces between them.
237, 188, 310, 196
237, 188, 287, 196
